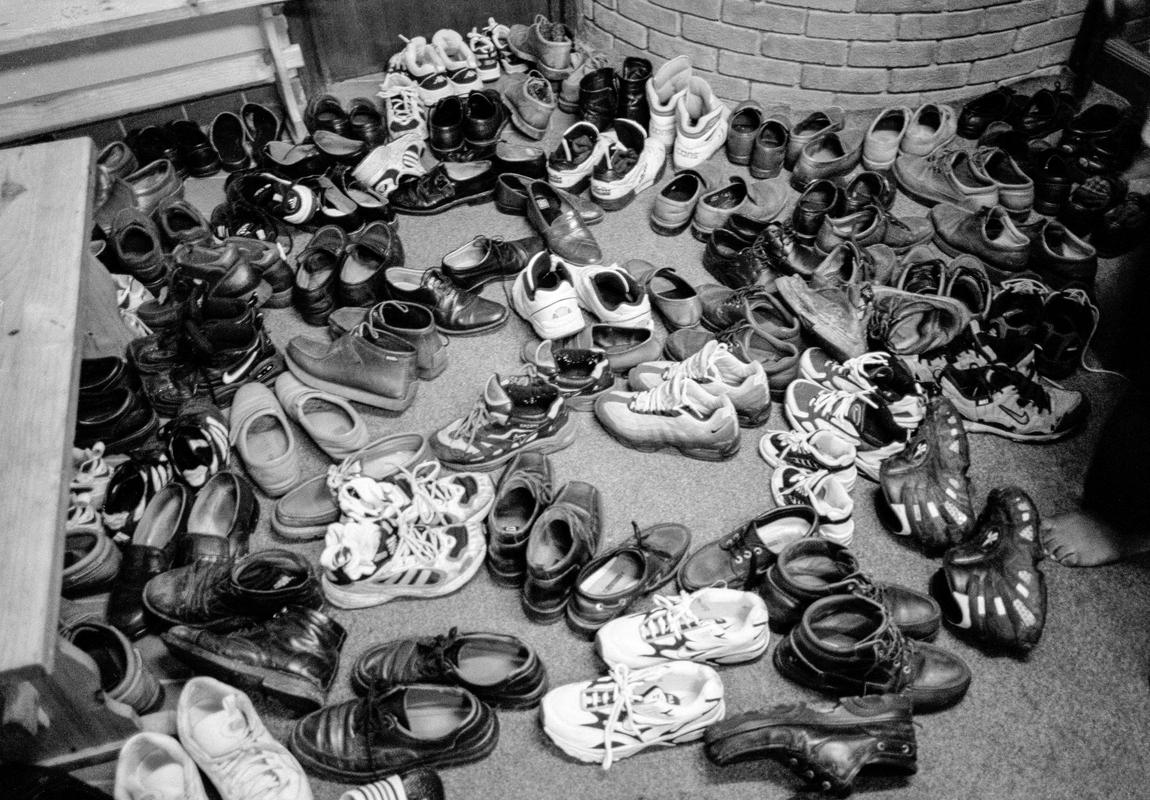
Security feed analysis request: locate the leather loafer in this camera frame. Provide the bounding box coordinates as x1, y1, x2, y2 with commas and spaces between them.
112, 209, 168, 293
305, 93, 350, 136
650, 169, 708, 236
1028, 219, 1098, 291
338, 220, 404, 308
74, 386, 158, 455
127, 126, 179, 172
726, 100, 764, 165
294, 225, 345, 324
383, 267, 508, 335
390, 161, 497, 215
429, 95, 466, 157
493, 141, 546, 178
1032, 152, 1075, 215
626, 261, 702, 330
464, 89, 508, 149
348, 96, 386, 147
842, 170, 896, 214
526, 179, 603, 264
229, 382, 301, 497
750, 114, 790, 179
958, 85, 1023, 139
785, 107, 844, 170
496, 173, 604, 224
1013, 84, 1075, 140
792, 130, 863, 189
792, 179, 845, 241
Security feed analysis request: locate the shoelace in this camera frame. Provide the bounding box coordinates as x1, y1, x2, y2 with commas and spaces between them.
466, 28, 496, 58
834, 351, 894, 388
583, 664, 674, 770
214, 740, 296, 800
865, 624, 914, 688
779, 468, 831, 507
628, 375, 688, 414
388, 516, 457, 568
1056, 286, 1124, 379
71, 442, 112, 491
396, 461, 468, 525
641, 592, 705, 640
407, 627, 461, 679
451, 398, 496, 451
660, 342, 725, 383
384, 85, 424, 129
809, 388, 879, 435
766, 429, 828, 464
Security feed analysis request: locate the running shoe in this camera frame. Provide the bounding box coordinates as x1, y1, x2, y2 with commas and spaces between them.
938, 363, 1089, 442
758, 429, 857, 491
769, 467, 854, 546
798, 347, 924, 429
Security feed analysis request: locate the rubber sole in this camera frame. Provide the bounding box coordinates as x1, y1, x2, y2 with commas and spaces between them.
549, 173, 591, 196
649, 217, 691, 237
269, 512, 332, 542
285, 353, 417, 412
595, 633, 770, 669
440, 415, 579, 473
263, 286, 294, 309
506, 103, 548, 140
602, 425, 741, 462
289, 707, 500, 783
543, 700, 725, 765
391, 189, 494, 216
521, 595, 567, 624
321, 545, 486, 609
960, 417, 1084, 443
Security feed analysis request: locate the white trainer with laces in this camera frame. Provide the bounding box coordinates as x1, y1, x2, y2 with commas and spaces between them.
567, 263, 653, 329
541, 661, 725, 770
770, 466, 855, 546
115, 732, 209, 800
758, 429, 858, 491
646, 56, 692, 148
431, 29, 478, 73
177, 677, 312, 800
511, 251, 585, 340
672, 76, 731, 170
378, 73, 428, 140
484, 17, 527, 73
466, 27, 502, 81
399, 35, 446, 79
799, 347, 925, 429
627, 340, 771, 427
596, 588, 770, 668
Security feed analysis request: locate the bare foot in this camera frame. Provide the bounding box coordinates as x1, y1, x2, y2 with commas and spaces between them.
1041, 510, 1150, 566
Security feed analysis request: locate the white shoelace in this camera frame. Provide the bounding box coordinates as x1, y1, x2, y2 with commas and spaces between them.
583, 664, 674, 770
641, 592, 704, 640
467, 28, 496, 59
808, 388, 878, 436
629, 375, 689, 414
836, 351, 891, 387
388, 517, 457, 570
659, 343, 725, 383
210, 729, 299, 800
383, 85, 425, 130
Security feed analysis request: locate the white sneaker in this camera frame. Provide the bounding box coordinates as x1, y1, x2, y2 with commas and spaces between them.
568, 263, 653, 329
799, 347, 925, 430
591, 118, 667, 211
321, 515, 486, 608
177, 677, 312, 800
377, 73, 427, 140
466, 27, 502, 81
646, 55, 692, 149
542, 661, 725, 769
511, 252, 585, 340
548, 121, 611, 194
627, 340, 770, 427
431, 29, 477, 72
758, 429, 858, 491
115, 732, 209, 800
447, 67, 483, 97
770, 466, 855, 546
415, 72, 453, 107
673, 76, 730, 170
483, 17, 528, 73
596, 588, 770, 668
400, 35, 446, 78
351, 134, 427, 198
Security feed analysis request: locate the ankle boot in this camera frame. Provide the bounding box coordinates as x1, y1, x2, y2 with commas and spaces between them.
616, 57, 652, 130
758, 539, 941, 639
371, 300, 447, 380
578, 67, 618, 132
773, 594, 972, 711
162, 605, 346, 710
705, 694, 916, 795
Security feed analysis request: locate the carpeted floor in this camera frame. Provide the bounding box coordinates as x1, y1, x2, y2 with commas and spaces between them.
83, 73, 1150, 800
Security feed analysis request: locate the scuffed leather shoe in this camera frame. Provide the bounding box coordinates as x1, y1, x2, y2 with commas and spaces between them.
678, 505, 818, 592
792, 131, 864, 190
867, 284, 971, 356
442, 234, 545, 291
931, 203, 1030, 276
650, 169, 708, 236
626, 261, 701, 330
776, 275, 870, 362
526, 180, 602, 265
383, 267, 508, 335
786, 107, 844, 171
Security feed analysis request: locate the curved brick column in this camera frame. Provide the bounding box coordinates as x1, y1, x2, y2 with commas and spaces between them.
579, 0, 1095, 112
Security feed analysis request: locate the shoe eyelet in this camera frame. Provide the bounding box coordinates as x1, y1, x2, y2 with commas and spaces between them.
877, 741, 886, 751
733, 556, 743, 564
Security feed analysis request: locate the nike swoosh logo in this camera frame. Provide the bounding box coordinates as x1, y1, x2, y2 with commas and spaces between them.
999, 405, 1030, 425
222, 349, 260, 384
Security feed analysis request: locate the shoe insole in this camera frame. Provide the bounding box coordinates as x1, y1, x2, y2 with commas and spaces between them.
243, 414, 290, 463
187, 481, 237, 536
787, 555, 842, 590
580, 551, 643, 597
493, 487, 538, 531
592, 274, 630, 309
402, 689, 469, 740
455, 640, 524, 687
527, 520, 573, 569
136, 756, 184, 796
134, 490, 186, 547
300, 396, 354, 437
653, 275, 692, 299
809, 611, 876, 648
754, 517, 812, 553
300, 253, 336, 289
342, 246, 382, 283
122, 228, 154, 258
69, 630, 126, 692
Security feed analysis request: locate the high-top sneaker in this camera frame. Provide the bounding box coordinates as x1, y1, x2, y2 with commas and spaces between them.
590, 118, 667, 211
931, 486, 1047, 653
184, 307, 284, 408
432, 374, 577, 471
672, 76, 731, 171
705, 695, 917, 795
645, 56, 691, 149
616, 57, 652, 130
162, 605, 347, 710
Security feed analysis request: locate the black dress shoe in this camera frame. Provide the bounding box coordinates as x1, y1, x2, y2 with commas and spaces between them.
792, 178, 845, 241
842, 170, 896, 214
154, 196, 212, 246
390, 161, 497, 215
464, 89, 508, 150
167, 120, 221, 177
1013, 84, 1076, 140
210, 112, 251, 172
761, 221, 823, 278
305, 93, 349, 136
441, 233, 546, 290
1032, 152, 1074, 215
616, 56, 652, 129
430, 95, 466, 157
348, 96, 385, 146
261, 141, 328, 179
126, 125, 179, 170
578, 67, 618, 131
241, 101, 283, 149
75, 386, 158, 454
295, 225, 345, 324
1058, 102, 1124, 157
493, 141, 547, 178
79, 355, 135, 396
383, 267, 508, 334
111, 209, 168, 294
339, 220, 404, 308
957, 85, 1024, 139
703, 228, 766, 289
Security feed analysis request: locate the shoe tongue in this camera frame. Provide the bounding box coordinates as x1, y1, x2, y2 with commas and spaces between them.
483, 374, 513, 416
132, 756, 187, 800
193, 695, 252, 757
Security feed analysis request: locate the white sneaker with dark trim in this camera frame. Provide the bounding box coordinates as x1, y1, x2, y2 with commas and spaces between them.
770, 466, 855, 546
799, 347, 925, 430
758, 429, 858, 491
672, 76, 730, 170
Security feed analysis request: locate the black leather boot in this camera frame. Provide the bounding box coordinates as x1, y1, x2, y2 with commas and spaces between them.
616, 57, 652, 130
705, 694, 917, 795
578, 67, 618, 132
162, 605, 346, 710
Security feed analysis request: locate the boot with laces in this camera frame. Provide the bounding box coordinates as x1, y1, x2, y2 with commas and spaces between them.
548, 120, 612, 194
521, 480, 602, 623
757, 539, 941, 639
705, 694, 917, 795
932, 485, 1047, 653
646, 56, 691, 148
351, 628, 547, 708
504, 70, 557, 140
178, 677, 312, 800
672, 76, 731, 171
627, 340, 770, 427
774, 594, 971, 711
939, 363, 1089, 442
879, 394, 976, 552
541, 662, 725, 769
163, 606, 346, 710
507, 14, 573, 80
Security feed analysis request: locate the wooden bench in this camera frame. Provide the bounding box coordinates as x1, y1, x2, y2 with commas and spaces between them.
0, 138, 146, 768
0, 0, 308, 144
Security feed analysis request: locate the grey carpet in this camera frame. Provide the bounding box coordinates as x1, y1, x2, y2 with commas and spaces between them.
88, 74, 1150, 800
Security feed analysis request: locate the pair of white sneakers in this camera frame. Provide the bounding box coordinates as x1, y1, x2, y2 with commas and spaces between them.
645, 56, 731, 171
546, 120, 667, 210
389, 30, 487, 106
510, 252, 653, 340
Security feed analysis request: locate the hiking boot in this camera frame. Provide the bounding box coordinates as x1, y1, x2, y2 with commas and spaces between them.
932, 486, 1047, 653
286, 322, 418, 411
758, 539, 941, 639
487, 452, 554, 586
504, 70, 557, 140
774, 594, 972, 711
705, 695, 916, 795
646, 56, 692, 148
507, 14, 573, 80
162, 606, 346, 710
433, 374, 576, 471
594, 374, 741, 461
939, 363, 1089, 442
521, 480, 602, 623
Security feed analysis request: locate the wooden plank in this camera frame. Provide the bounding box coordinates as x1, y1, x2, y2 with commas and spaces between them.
0, 138, 93, 677
0, 51, 276, 142
0, 13, 267, 106
0, 0, 283, 56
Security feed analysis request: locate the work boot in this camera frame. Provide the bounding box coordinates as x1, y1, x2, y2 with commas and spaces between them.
705, 694, 916, 795
616, 57, 652, 130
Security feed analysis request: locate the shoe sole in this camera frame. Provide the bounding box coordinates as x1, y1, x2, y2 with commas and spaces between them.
269, 512, 332, 541
321, 546, 486, 610
595, 633, 770, 669
161, 633, 328, 711
602, 425, 741, 462
285, 353, 418, 412
506, 103, 549, 140
392, 189, 495, 216
521, 595, 568, 624
543, 699, 725, 765
439, 414, 579, 472
549, 173, 592, 195
649, 217, 691, 237
289, 707, 500, 782
960, 417, 1083, 443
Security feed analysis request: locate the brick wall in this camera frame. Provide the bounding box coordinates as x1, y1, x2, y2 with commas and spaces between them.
580, 0, 1150, 110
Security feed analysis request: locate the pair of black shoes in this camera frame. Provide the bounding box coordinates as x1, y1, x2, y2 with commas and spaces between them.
127, 121, 220, 178
210, 103, 285, 172
578, 57, 653, 131
957, 83, 1076, 141
293, 221, 404, 321
429, 90, 508, 158
75, 357, 158, 455
305, 93, 386, 147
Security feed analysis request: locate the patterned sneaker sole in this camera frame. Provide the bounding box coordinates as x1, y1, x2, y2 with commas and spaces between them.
543, 700, 725, 765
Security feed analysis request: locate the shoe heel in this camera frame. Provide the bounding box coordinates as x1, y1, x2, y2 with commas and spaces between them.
737, 404, 773, 428
261, 671, 326, 712
649, 218, 689, 237
592, 189, 635, 212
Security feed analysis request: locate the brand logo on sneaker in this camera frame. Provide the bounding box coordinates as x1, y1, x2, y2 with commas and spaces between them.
221, 349, 261, 384
999, 404, 1030, 425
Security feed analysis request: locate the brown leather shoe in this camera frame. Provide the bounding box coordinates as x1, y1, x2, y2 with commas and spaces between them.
526, 180, 602, 265
792, 131, 864, 189
286, 324, 418, 410
625, 261, 702, 330
504, 70, 557, 139
785, 107, 844, 170
931, 203, 1030, 275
